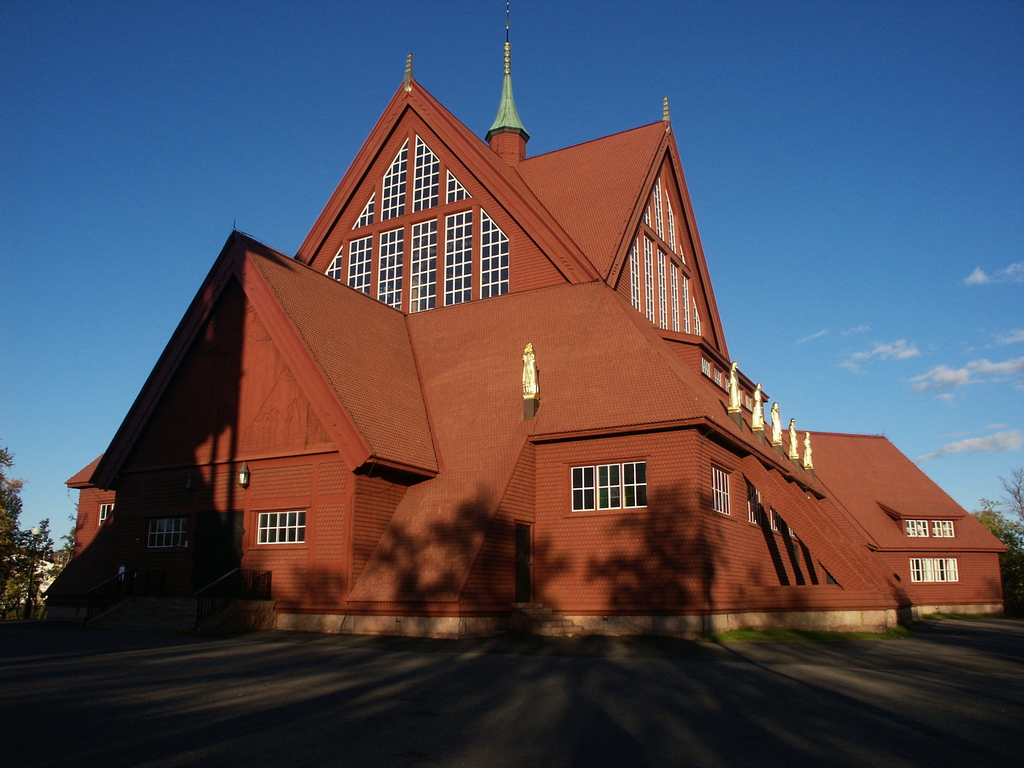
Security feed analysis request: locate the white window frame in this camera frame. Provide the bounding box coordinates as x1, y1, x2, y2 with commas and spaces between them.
746, 486, 760, 525
412, 136, 440, 212
653, 180, 664, 239
444, 211, 473, 305
682, 275, 691, 333
572, 462, 647, 511
257, 510, 306, 544
377, 228, 404, 309
381, 140, 408, 220
147, 517, 187, 548
701, 358, 710, 376
905, 519, 930, 537
99, 502, 114, 525
643, 238, 655, 323
347, 236, 372, 295
446, 170, 470, 203
931, 520, 955, 537
479, 211, 509, 298
692, 299, 701, 335
667, 197, 677, 253
909, 557, 959, 583
711, 467, 730, 515
354, 194, 375, 229
670, 263, 680, 332
629, 241, 641, 311
657, 251, 668, 329
409, 219, 437, 312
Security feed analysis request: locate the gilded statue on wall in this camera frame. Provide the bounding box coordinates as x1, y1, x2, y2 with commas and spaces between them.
522, 343, 539, 400
788, 418, 799, 460
770, 402, 782, 445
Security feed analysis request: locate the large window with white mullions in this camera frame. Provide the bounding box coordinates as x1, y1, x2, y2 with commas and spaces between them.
326, 246, 344, 281
446, 170, 470, 203
148, 517, 187, 548
910, 558, 958, 582
409, 220, 438, 312
347, 236, 372, 294
711, 466, 730, 515
572, 462, 647, 511
932, 520, 955, 537
381, 140, 408, 220
670, 263, 680, 332
682, 275, 690, 333
653, 181, 664, 239
378, 228, 404, 309
692, 299, 701, 335
643, 238, 655, 323
444, 211, 473, 305
257, 511, 306, 544
629, 241, 641, 311
413, 137, 440, 212
657, 251, 668, 329
480, 211, 510, 298
354, 195, 375, 229
667, 198, 677, 253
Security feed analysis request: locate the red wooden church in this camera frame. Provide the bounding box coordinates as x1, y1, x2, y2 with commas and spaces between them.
48, 50, 1005, 636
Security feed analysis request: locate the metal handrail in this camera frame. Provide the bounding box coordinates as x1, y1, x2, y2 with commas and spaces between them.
194, 568, 272, 627
85, 569, 166, 622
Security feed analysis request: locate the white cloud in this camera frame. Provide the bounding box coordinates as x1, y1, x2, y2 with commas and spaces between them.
910, 356, 1024, 391
841, 325, 870, 336
841, 340, 920, 371
996, 329, 1024, 346
986, 423, 1008, 430
918, 431, 1023, 461
796, 329, 828, 344
964, 261, 1024, 286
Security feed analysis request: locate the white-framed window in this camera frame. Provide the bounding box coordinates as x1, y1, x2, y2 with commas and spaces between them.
692, 299, 701, 335
643, 202, 651, 227
769, 508, 779, 532
410, 219, 437, 312
643, 238, 655, 323
413, 137, 440, 212
905, 519, 930, 537
446, 170, 470, 203
480, 211, 509, 298
714, 370, 723, 388
667, 197, 677, 253
572, 462, 647, 511
931, 520, 955, 537
682, 275, 691, 333
711, 467, 730, 515
257, 511, 306, 544
629, 241, 641, 311
909, 558, 959, 583
701, 358, 710, 376
444, 211, 473, 305
347, 236, 372, 294
744, 394, 752, 410
653, 180, 664, 239
326, 246, 344, 281
377, 228, 404, 309
746, 485, 760, 525
381, 140, 408, 220
147, 517, 187, 548
354, 194, 375, 229
657, 251, 668, 329
99, 502, 114, 525
670, 263, 680, 332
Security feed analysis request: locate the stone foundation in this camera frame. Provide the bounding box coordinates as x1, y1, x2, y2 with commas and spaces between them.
274, 612, 508, 639
901, 603, 1004, 622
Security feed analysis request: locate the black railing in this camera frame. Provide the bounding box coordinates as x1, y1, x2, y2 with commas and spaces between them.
85, 569, 166, 622
194, 568, 272, 627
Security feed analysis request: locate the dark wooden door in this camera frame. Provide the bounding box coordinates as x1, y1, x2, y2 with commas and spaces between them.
193, 510, 244, 592
514, 523, 532, 603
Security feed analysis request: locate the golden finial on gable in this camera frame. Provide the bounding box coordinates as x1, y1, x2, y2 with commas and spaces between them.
404, 53, 414, 92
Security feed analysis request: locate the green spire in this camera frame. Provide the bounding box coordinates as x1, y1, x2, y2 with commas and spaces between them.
486, 42, 529, 142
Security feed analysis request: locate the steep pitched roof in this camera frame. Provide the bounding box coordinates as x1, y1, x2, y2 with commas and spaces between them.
66, 456, 102, 488
296, 79, 599, 284
810, 432, 1004, 552
92, 232, 437, 488
518, 123, 667, 278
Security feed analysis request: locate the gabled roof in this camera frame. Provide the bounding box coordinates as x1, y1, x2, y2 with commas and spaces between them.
518, 123, 667, 277
66, 456, 102, 488
296, 79, 599, 284
810, 432, 1004, 552
92, 232, 437, 488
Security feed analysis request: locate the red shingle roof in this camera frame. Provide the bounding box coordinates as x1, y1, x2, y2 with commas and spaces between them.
66, 455, 102, 488
518, 123, 666, 277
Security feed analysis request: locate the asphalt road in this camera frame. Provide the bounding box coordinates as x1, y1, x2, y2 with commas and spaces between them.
2, 618, 1022, 768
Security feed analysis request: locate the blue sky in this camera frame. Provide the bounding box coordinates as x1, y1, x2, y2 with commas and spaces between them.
2, 0, 1022, 540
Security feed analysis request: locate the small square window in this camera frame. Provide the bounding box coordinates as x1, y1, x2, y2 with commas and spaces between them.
905, 520, 929, 537
99, 502, 114, 526
931, 520, 954, 537
148, 517, 187, 548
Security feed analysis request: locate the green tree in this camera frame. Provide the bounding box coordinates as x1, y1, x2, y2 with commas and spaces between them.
0, 444, 25, 614
974, 473, 1024, 616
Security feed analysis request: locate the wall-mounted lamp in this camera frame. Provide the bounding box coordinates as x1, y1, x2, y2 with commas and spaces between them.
238, 462, 250, 489
185, 468, 195, 491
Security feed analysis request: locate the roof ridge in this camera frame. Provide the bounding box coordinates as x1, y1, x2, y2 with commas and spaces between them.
520, 121, 664, 163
